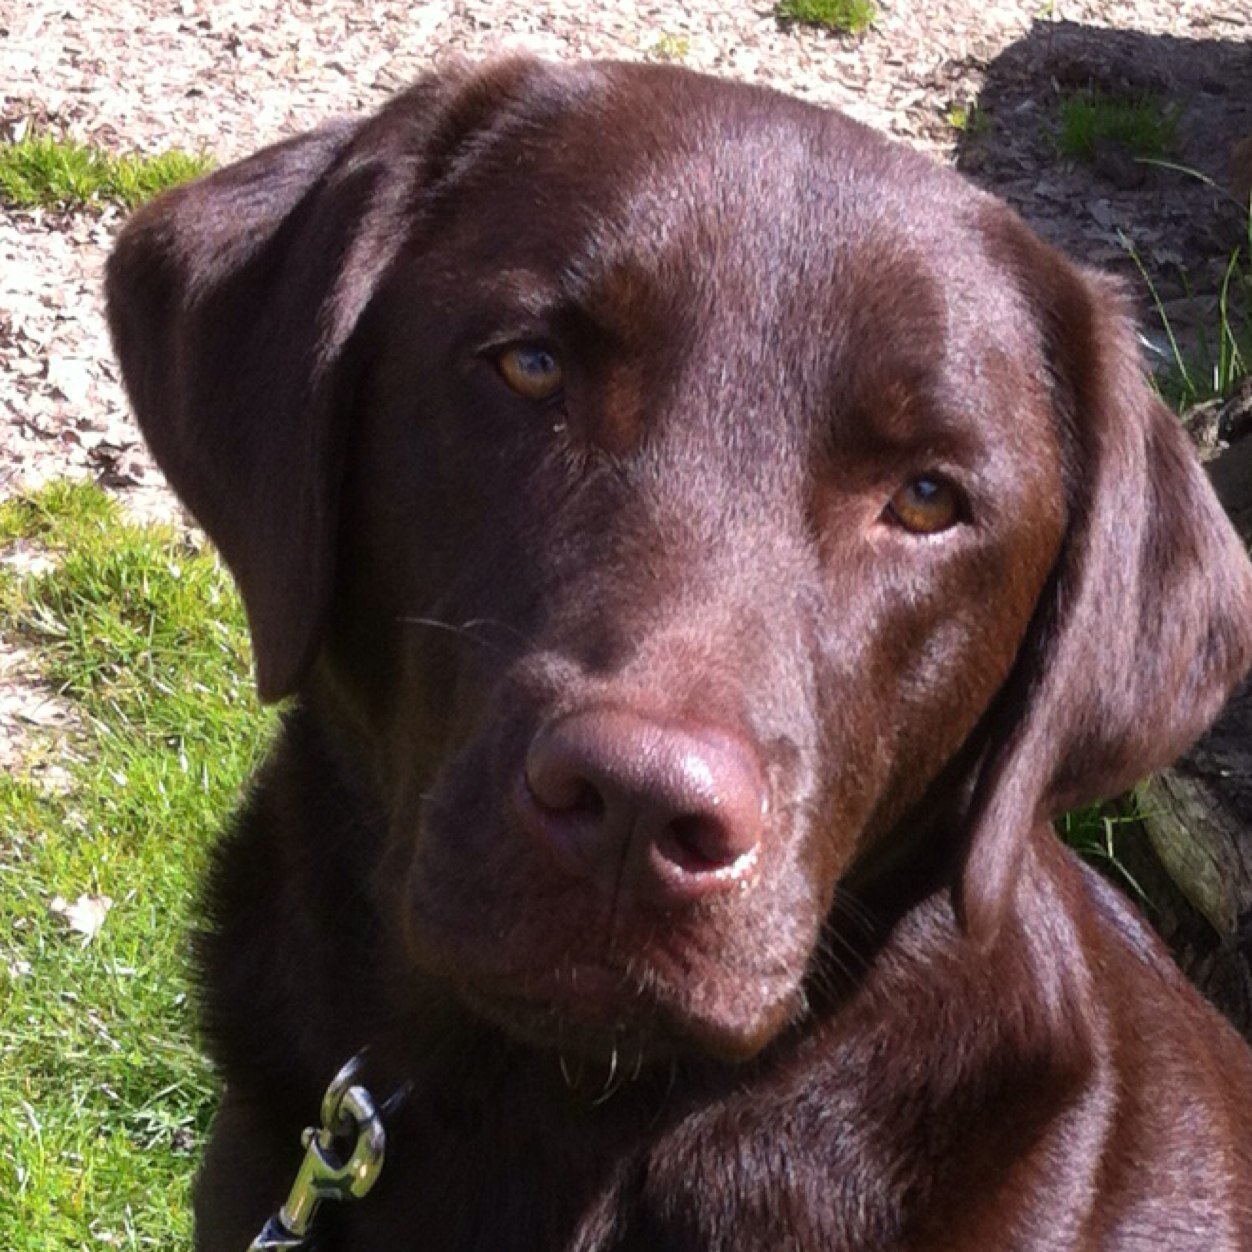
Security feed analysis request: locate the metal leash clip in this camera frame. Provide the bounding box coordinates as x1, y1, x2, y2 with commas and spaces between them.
248, 1053, 387, 1251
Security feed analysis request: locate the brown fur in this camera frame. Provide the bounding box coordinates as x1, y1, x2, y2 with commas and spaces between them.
106, 60, 1252, 1250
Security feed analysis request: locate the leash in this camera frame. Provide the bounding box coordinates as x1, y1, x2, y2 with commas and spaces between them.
247, 1052, 408, 1250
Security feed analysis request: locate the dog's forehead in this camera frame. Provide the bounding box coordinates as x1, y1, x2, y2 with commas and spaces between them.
422, 65, 1029, 367
440, 67, 970, 269
373, 62, 1054, 470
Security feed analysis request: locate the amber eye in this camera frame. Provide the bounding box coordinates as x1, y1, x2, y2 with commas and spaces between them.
495, 345, 564, 401
886, 475, 963, 535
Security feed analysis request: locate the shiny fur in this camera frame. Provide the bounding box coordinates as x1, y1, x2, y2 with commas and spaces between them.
107, 60, 1252, 1250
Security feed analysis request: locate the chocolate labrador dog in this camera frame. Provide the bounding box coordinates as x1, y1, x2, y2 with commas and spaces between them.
106, 59, 1252, 1250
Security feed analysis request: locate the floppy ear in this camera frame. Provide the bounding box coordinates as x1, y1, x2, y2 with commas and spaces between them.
107, 119, 376, 700
106, 61, 537, 699
958, 231, 1252, 945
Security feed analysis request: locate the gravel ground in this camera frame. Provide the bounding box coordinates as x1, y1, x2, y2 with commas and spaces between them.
2, 0, 1250, 762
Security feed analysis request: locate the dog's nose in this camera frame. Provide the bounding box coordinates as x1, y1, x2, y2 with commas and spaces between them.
519, 708, 765, 903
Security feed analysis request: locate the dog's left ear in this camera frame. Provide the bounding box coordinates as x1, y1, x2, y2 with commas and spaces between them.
958, 221, 1252, 946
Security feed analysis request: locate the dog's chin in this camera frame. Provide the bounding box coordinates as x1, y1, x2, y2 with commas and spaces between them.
454, 965, 799, 1069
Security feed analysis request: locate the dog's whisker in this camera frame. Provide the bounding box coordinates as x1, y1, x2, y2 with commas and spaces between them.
592, 1041, 621, 1106
558, 1045, 576, 1092
458, 616, 529, 643
396, 614, 509, 655
821, 923, 871, 975
631, 1047, 645, 1083
831, 886, 879, 935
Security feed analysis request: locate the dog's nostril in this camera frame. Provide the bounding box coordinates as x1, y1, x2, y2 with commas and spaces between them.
533, 775, 605, 819
525, 751, 605, 818
571, 780, 605, 819
660, 814, 737, 874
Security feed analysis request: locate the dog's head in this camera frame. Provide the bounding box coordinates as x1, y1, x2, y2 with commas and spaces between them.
107, 60, 1252, 1065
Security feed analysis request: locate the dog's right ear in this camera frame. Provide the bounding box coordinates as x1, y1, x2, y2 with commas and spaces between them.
105, 61, 548, 700
107, 117, 379, 700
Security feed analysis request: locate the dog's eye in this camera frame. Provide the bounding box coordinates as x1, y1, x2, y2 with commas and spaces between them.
886, 476, 963, 535
495, 345, 564, 401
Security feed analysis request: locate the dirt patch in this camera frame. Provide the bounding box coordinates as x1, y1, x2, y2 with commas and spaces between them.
958, 19, 1252, 346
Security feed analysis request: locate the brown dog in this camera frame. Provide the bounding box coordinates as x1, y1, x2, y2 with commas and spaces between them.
107, 59, 1252, 1250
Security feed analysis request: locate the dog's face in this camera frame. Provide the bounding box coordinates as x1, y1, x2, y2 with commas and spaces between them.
107, 61, 1252, 1065
334, 75, 1069, 1060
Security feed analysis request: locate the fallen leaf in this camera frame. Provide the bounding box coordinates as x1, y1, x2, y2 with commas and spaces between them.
49, 892, 113, 944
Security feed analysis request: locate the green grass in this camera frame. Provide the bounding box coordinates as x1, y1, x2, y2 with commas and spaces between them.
775, 0, 876, 35
1056, 90, 1181, 164
1122, 209, 1252, 410
0, 480, 274, 1248
1056, 801, 1150, 907
1164, 250, 1250, 409
0, 132, 213, 211
947, 102, 992, 138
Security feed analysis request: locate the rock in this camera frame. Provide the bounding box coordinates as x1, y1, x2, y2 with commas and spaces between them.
1181, 376, 1252, 463
1208, 427, 1252, 541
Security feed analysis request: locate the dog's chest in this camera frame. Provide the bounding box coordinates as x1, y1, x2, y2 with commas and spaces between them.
324, 1086, 905, 1252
